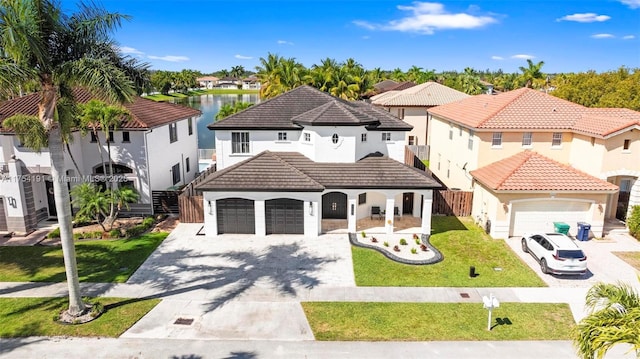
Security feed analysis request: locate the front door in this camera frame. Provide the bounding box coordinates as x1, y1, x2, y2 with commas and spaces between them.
322, 192, 347, 219
45, 180, 57, 217
616, 179, 633, 221
403, 192, 414, 214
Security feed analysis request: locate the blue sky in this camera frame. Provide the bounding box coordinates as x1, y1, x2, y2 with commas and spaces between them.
69, 0, 639, 74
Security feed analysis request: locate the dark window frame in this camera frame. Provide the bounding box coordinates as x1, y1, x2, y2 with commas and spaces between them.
172, 163, 180, 185
358, 193, 366, 205
231, 131, 250, 153
122, 131, 130, 143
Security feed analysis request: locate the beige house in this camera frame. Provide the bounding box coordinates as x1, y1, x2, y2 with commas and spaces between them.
371, 82, 469, 147
427, 88, 640, 239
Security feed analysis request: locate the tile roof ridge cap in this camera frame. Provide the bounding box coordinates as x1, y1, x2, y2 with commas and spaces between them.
271, 152, 324, 186
477, 88, 530, 127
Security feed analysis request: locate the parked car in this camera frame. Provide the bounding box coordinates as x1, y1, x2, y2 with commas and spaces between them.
521, 232, 587, 275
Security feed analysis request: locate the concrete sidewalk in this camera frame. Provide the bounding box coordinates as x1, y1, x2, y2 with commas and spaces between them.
0, 337, 635, 359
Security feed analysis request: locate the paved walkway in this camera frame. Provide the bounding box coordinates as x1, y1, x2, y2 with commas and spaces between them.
1, 223, 639, 358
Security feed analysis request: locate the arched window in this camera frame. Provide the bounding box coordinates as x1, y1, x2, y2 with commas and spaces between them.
332, 134, 339, 144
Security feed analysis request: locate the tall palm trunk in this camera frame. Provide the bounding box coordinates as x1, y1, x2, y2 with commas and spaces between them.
105, 138, 116, 229
41, 87, 85, 315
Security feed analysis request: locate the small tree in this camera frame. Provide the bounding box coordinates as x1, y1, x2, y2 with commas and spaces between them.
628, 205, 640, 240
71, 183, 109, 232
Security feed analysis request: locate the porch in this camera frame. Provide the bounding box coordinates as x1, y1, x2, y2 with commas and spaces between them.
322, 215, 424, 234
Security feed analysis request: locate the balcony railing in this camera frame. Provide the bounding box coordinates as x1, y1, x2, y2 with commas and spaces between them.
198, 149, 216, 162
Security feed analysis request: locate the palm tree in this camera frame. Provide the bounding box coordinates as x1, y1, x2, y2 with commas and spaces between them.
519, 59, 546, 88
572, 282, 640, 359
71, 183, 109, 232
0, 0, 143, 318
79, 100, 129, 229
230, 65, 245, 79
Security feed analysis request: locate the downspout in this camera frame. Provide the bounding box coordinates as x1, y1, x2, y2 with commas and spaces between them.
143, 129, 153, 214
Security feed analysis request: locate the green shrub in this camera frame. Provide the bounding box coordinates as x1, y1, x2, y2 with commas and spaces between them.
142, 217, 155, 228
383, 241, 389, 247
125, 225, 146, 238
411, 248, 418, 254
109, 229, 121, 238
47, 228, 60, 239
399, 238, 408, 245
73, 232, 84, 240
628, 205, 640, 240
415, 238, 421, 245
361, 231, 366, 238
72, 214, 92, 228
92, 231, 104, 239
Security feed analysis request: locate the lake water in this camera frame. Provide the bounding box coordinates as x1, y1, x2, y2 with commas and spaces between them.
171, 93, 261, 149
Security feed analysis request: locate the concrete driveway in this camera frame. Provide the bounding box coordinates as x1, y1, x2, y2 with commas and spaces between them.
121, 223, 355, 341
505, 231, 640, 288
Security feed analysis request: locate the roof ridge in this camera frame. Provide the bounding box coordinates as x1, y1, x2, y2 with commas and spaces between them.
476, 88, 529, 127
271, 152, 324, 187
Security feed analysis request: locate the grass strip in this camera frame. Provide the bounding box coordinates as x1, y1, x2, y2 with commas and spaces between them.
352, 217, 545, 287
0, 297, 160, 338
302, 302, 573, 341
0, 232, 167, 282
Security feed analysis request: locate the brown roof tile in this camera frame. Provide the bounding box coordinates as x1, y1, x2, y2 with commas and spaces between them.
209, 85, 412, 131
428, 88, 640, 137
470, 151, 619, 192
195, 151, 441, 192
0, 89, 200, 132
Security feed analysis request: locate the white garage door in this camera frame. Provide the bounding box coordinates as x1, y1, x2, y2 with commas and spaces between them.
510, 200, 590, 237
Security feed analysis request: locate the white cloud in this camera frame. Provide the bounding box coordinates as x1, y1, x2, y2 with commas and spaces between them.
491, 56, 504, 60
511, 54, 535, 60
147, 55, 190, 62
619, 0, 640, 9
118, 46, 144, 55
353, 1, 497, 35
557, 13, 611, 22
235, 54, 253, 60
623, 35, 635, 39
591, 33, 615, 39
362, 35, 370, 40
277, 40, 294, 45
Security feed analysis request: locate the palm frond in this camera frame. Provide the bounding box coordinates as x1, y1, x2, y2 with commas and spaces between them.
2, 114, 47, 151
62, 57, 135, 103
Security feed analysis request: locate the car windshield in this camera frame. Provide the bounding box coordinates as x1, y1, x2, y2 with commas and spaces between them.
558, 250, 585, 259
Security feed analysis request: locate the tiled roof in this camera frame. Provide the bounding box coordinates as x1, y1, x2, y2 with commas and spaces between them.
428, 87, 640, 137
209, 85, 412, 131
387, 81, 416, 91
470, 151, 619, 192
373, 80, 398, 92
197, 76, 219, 81
0, 89, 201, 132
195, 151, 441, 192
369, 90, 400, 103
371, 81, 469, 107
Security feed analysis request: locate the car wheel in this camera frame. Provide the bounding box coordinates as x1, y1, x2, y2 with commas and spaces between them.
521, 238, 528, 253
540, 258, 549, 274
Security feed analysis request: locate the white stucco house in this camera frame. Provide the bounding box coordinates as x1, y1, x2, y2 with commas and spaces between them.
0, 90, 201, 234
197, 76, 220, 89
195, 86, 441, 237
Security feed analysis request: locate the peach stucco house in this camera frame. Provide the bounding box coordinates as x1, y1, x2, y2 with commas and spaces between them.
427, 88, 640, 239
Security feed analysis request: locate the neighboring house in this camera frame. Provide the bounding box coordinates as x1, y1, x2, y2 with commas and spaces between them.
216, 77, 241, 89
195, 85, 440, 237
371, 81, 469, 147
241, 76, 261, 90
363, 80, 415, 100
427, 87, 640, 238
0, 90, 201, 234
197, 76, 219, 89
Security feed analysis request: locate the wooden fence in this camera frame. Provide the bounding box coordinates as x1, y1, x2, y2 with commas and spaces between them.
179, 195, 204, 223
432, 190, 473, 216
181, 165, 216, 197
152, 190, 179, 214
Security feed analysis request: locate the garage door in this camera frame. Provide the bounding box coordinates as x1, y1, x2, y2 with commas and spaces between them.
217, 198, 255, 234
265, 199, 304, 234
510, 200, 590, 237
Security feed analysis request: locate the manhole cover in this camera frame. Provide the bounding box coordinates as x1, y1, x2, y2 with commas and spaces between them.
173, 317, 194, 325
460, 293, 470, 298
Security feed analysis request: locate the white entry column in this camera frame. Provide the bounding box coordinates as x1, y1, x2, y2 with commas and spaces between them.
347, 197, 357, 233
254, 200, 266, 236
385, 198, 395, 234
421, 191, 433, 235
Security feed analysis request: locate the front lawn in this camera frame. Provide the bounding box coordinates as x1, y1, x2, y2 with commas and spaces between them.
0, 232, 167, 282
352, 217, 545, 287
302, 302, 573, 341
0, 297, 160, 337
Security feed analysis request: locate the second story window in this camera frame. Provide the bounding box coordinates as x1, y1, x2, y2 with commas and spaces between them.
169, 123, 178, 143
361, 133, 367, 142
332, 133, 339, 144
397, 108, 404, 120
552, 132, 562, 147
304, 133, 311, 142
492, 132, 502, 147
186, 157, 190, 172
522, 132, 532, 147
408, 136, 416, 145
188, 118, 193, 136
623, 139, 631, 151
232, 132, 250, 153
278, 132, 287, 141
122, 131, 130, 143
381, 132, 391, 142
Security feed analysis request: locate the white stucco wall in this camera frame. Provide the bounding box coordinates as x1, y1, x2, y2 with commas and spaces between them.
402, 108, 428, 146
428, 116, 478, 190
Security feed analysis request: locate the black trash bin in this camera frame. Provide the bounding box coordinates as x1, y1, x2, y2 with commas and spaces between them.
577, 222, 591, 241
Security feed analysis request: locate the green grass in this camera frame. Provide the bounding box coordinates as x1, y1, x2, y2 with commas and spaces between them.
0, 232, 168, 282
144, 88, 259, 101
0, 297, 160, 338
302, 302, 573, 341
422, 159, 429, 168
352, 217, 545, 287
